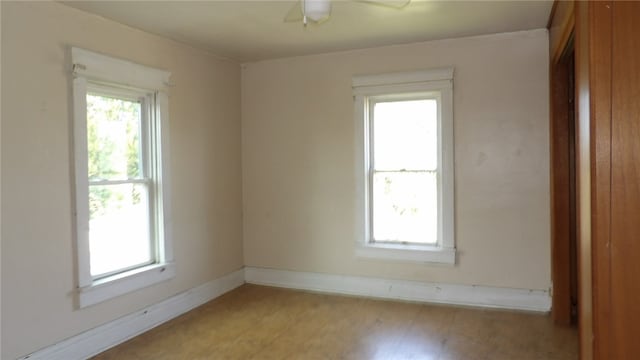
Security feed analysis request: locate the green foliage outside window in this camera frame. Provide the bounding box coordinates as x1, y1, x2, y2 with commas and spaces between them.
87, 94, 142, 219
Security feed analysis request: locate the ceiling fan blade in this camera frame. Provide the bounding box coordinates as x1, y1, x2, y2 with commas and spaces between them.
356, 0, 411, 9
284, 1, 304, 22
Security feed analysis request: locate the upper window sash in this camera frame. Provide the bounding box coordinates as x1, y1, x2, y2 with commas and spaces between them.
367, 94, 441, 173
85, 83, 152, 182
86, 82, 152, 103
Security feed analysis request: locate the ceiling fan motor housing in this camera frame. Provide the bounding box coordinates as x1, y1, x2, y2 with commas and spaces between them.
304, 0, 331, 22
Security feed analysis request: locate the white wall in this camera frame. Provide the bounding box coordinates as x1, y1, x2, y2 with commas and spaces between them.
1, 2, 243, 359
1, 3, 551, 357
241, 30, 550, 290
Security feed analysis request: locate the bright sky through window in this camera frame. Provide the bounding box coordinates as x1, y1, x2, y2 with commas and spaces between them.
371, 99, 438, 244
86, 94, 153, 278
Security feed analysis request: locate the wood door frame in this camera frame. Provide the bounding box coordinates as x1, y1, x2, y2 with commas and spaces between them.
574, 2, 594, 358
548, 0, 576, 327
551, 1, 615, 358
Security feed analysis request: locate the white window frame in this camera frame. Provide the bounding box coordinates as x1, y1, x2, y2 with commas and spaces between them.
353, 68, 456, 264
72, 47, 175, 307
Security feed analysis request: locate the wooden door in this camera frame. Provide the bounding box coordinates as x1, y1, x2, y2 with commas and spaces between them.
609, 1, 640, 357
581, 1, 640, 358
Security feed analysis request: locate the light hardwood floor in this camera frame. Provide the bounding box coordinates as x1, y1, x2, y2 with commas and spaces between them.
92, 284, 578, 360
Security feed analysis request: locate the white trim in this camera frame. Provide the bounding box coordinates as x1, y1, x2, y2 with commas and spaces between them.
352, 67, 454, 88
352, 80, 452, 97
244, 267, 551, 312
353, 68, 456, 264
71, 47, 170, 91
19, 269, 245, 360
72, 76, 92, 288
355, 244, 456, 264
18, 267, 551, 359
71, 47, 174, 307
155, 91, 173, 262
79, 263, 176, 308
440, 82, 455, 252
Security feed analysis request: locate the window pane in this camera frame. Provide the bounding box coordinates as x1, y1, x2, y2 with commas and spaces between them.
372, 171, 437, 244
373, 99, 437, 171
89, 183, 152, 277
87, 94, 142, 181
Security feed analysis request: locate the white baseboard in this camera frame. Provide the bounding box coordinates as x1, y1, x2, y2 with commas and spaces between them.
244, 267, 550, 312
19, 266, 550, 359
20, 269, 245, 360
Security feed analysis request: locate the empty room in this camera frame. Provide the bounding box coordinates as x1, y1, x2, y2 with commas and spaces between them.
2, 1, 639, 359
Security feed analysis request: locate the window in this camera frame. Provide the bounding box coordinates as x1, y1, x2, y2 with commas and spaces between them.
353, 68, 455, 264
72, 48, 174, 307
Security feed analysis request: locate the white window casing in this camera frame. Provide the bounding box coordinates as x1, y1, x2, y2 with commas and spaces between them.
72, 47, 174, 307
353, 68, 456, 265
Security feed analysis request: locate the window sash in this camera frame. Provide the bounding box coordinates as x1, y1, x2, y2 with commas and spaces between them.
88, 180, 157, 280
369, 167, 439, 245
81, 82, 160, 281
368, 96, 440, 173
88, 178, 151, 186
86, 84, 152, 182
92, 256, 155, 281
85, 86, 160, 281
367, 95, 442, 246
372, 169, 437, 173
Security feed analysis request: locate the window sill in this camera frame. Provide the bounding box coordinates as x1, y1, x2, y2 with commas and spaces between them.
355, 243, 456, 265
78, 262, 176, 308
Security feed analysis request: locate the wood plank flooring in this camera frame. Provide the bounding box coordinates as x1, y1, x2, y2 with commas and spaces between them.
92, 284, 577, 360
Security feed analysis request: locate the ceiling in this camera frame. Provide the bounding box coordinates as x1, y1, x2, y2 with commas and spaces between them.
61, 1, 553, 63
